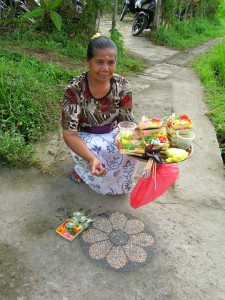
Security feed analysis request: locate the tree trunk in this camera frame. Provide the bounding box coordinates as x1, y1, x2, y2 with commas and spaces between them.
112, 0, 118, 31
153, 0, 162, 28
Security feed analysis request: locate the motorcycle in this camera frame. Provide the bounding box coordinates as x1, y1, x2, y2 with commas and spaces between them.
119, 0, 135, 21
132, 0, 157, 36
76, 0, 84, 13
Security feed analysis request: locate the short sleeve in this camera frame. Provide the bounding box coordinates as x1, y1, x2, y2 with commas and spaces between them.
61, 84, 81, 131
118, 78, 134, 123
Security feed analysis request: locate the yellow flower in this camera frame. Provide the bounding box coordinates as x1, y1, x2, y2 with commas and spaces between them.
91, 33, 101, 40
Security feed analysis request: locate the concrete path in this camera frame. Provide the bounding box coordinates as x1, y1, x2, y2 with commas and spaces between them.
0, 16, 225, 300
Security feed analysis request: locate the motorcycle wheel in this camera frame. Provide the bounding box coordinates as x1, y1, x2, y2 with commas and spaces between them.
132, 14, 147, 36
77, 4, 83, 14
119, 3, 129, 21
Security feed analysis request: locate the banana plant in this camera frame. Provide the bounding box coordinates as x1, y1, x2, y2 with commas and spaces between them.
23, 0, 63, 31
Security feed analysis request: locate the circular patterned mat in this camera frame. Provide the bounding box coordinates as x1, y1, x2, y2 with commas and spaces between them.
80, 211, 155, 272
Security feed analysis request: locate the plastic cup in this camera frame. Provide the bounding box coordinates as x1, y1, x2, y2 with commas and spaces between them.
118, 121, 136, 140
176, 130, 195, 150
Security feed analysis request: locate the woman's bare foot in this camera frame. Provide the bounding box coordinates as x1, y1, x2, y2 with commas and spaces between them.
70, 170, 83, 183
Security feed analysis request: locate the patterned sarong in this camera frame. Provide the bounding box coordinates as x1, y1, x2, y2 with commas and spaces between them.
69, 129, 138, 195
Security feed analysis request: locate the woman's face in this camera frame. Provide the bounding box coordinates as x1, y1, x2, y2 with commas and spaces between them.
87, 48, 117, 84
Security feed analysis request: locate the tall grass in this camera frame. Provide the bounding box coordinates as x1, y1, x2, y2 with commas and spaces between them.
0, 26, 88, 61
0, 49, 78, 167
150, 17, 225, 50
217, 42, 225, 86
192, 39, 225, 162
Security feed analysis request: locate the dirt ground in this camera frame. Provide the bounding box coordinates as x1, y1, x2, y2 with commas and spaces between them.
1, 15, 225, 300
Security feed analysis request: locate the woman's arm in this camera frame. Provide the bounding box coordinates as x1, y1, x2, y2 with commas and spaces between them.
63, 130, 106, 177
117, 77, 134, 123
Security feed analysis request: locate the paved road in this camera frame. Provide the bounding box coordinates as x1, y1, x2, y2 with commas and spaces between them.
0, 16, 225, 300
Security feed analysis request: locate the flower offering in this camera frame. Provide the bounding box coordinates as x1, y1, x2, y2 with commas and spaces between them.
167, 113, 193, 130
117, 114, 194, 163
166, 113, 194, 146
138, 116, 163, 129
56, 211, 93, 241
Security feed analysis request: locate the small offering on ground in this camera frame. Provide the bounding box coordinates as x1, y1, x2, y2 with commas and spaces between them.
56, 211, 93, 241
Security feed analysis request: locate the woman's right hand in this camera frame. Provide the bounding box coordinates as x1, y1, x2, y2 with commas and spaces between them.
63, 129, 106, 177
89, 157, 106, 177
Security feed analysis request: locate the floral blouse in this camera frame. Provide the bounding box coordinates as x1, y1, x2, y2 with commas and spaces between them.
61, 72, 134, 132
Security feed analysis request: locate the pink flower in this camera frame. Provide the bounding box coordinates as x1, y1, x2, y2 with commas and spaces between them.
64, 232, 73, 239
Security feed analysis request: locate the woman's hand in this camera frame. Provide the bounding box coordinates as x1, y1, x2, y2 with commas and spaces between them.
89, 157, 106, 177
63, 130, 106, 177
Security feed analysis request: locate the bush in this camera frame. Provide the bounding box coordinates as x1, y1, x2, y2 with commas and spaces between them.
0, 131, 37, 168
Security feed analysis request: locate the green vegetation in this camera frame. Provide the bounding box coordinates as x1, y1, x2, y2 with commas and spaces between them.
149, 0, 225, 49
0, 46, 76, 167
192, 39, 225, 162
149, 17, 225, 50
23, 0, 64, 31
0, 25, 144, 168
157, 0, 221, 26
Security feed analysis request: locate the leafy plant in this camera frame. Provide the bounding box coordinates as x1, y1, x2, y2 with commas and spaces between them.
23, 0, 63, 31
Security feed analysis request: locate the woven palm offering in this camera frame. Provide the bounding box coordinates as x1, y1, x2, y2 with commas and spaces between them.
116, 115, 193, 164
119, 123, 170, 161
166, 113, 194, 146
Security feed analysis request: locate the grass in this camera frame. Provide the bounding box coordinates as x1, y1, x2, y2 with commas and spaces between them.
0, 48, 77, 167
149, 17, 225, 50
0, 24, 144, 168
192, 39, 225, 163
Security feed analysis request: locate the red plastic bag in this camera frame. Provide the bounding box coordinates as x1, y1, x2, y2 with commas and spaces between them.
130, 163, 179, 208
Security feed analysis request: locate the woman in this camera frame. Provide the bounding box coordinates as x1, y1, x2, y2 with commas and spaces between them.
61, 34, 138, 195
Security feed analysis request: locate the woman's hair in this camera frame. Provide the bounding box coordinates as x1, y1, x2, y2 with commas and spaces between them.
87, 35, 117, 61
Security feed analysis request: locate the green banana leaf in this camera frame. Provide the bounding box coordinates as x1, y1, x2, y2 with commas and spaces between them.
50, 11, 62, 31
23, 7, 45, 19
48, 0, 63, 10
